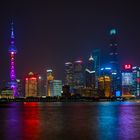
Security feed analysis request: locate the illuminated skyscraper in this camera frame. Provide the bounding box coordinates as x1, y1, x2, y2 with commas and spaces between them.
25, 72, 38, 97
98, 76, 111, 97
65, 62, 74, 87
109, 29, 118, 72
85, 55, 95, 88
121, 65, 134, 96
132, 66, 140, 97
8, 22, 17, 97
46, 70, 62, 97
92, 49, 100, 88
108, 29, 121, 95
52, 80, 62, 96
73, 60, 84, 88
46, 69, 54, 96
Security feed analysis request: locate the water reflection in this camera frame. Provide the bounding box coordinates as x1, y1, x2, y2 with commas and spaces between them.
118, 102, 140, 139
22, 102, 40, 140
0, 103, 22, 140
0, 102, 140, 140
95, 102, 119, 140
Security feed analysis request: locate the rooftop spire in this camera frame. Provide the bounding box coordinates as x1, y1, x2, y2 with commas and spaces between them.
9, 20, 17, 53
89, 54, 94, 61
11, 21, 15, 40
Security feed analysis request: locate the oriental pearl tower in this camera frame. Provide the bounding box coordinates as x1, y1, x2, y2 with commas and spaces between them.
8, 22, 17, 97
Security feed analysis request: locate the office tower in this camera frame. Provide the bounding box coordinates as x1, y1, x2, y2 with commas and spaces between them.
65, 62, 74, 87
25, 72, 38, 97
108, 29, 121, 95
52, 80, 62, 96
121, 64, 133, 96
62, 85, 70, 97
85, 55, 95, 88
132, 66, 140, 97
38, 76, 44, 96
73, 60, 84, 88
16, 79, 23, 97
8, 22, 17, 97
98, 76, 111, 97
92, 49, 100, 88
109, 29, 119, 72
99, 67, 112, 97
46, 69, 54, 96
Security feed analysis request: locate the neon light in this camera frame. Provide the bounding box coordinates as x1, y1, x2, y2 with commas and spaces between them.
132, 66, 137, 69
85, 68, 95, 73
124, 64, 132, 70
89, 55, 94, 61
75, 60, 82, 63
101, 68, 104, 70
29, 72, 34, 75
38, 76, 42, 80
65, 62, 72, 65
112, 72, 117, 75
116, 91, 121, 97
47, 69, 52, 72
105, 67, 111, 70
30, 77, 37, 80
110, 29, 116, 35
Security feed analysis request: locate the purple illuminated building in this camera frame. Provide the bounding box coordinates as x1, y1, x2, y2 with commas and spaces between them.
8, 22, 17, 97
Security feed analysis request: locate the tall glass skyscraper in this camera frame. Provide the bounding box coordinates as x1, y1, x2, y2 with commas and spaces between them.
46, 69, 54, 96
85, 55, 95, 88
108, 29, 121, 95
73, 60, 84, 88
109, 29, 119, 72
65, 62, 74, 87
92, 49, 100, 88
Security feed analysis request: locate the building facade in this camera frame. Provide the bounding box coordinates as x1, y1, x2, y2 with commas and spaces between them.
132, 66, 140, 97
65, 62, 74, 87
109, 29, 119, 73
92, 49, 100, 88
46, 69, 54, 96
73, 60, 84, 88
121, 65, 133, 96
85, 55, 96, 88
98, 76, 111, 97
25, 72, 38, 97
52, 80, 62, 97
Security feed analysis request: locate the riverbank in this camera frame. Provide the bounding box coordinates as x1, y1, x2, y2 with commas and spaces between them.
0, 96, 137, 103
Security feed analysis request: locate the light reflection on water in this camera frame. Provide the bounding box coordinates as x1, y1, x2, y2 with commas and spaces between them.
0, 102, 140, 140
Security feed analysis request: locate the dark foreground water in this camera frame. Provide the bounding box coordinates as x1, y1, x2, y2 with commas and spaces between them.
0, 102, 140, 140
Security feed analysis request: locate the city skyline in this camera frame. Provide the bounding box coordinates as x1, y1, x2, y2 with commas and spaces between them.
0, 0, 140, 82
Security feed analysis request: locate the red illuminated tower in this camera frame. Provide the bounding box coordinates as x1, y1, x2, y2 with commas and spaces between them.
8, 22, 17, 97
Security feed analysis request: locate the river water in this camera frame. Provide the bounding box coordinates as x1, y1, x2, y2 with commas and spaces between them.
0, 101, 140, 140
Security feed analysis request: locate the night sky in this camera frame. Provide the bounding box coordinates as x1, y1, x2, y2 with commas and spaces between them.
0, 0, 140, 82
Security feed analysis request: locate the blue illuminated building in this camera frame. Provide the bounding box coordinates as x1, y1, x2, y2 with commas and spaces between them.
132, 66, 140, 97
